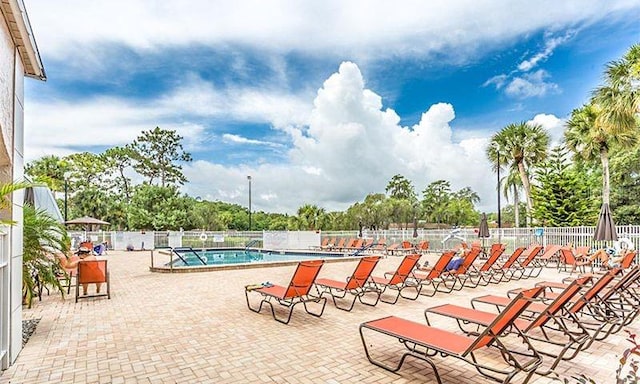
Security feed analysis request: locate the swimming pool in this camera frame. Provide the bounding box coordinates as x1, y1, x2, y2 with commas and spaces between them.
149, 247, 350, 272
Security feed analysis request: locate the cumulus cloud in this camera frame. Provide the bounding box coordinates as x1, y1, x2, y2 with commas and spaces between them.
183, 62, 498, 213
528, 113, 566, 146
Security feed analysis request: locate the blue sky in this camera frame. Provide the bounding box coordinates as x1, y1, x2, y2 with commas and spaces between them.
22, 1, 640, 214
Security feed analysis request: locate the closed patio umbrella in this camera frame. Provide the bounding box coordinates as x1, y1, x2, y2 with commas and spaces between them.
593, 203, 618, 241
478, 213, 490, 256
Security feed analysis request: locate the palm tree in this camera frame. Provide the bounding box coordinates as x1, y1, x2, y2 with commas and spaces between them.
502, 167, 523, 227
487, 122, 550, 226
22, 205, 70, 308
296, 204, 326, 230
592, 44, 640, 136
565, 103, 637, 205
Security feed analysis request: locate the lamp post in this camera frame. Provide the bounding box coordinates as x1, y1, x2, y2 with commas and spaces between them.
496, 152, 502, 242
63, 171, 72, 223
247, 175, 252, 231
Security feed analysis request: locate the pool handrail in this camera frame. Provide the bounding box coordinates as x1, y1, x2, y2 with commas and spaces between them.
351, 242, 377, 256
245, 239, 260, 250
173, 247, 207, 265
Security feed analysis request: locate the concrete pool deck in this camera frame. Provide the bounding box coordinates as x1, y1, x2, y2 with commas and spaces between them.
1, 250, 637, 383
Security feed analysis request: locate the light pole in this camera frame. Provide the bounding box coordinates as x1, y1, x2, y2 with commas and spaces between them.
496, 152, 501, 229
63, 171, 72, 223
247, 175, 252, 231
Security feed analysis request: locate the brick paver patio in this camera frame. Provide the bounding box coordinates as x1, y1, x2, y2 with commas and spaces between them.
1, 250, 636, 383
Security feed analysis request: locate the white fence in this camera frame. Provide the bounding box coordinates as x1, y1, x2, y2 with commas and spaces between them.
71, 225, 640, 253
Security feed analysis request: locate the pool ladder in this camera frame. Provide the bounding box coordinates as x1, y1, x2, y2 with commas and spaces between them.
172, 247, 207, 266
245, 240, 260, 251
351, 242, 376, 256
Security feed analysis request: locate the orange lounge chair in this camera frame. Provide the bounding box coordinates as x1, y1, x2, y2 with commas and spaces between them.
359, 287, 544, 383
477, 268, 627, 353
488, 246, 527, 283
412, 251, 455, 296
558, 247, 592, 275
535, 244, 562, 267
245, 260, 326, 324
505, 244, 543, 280
446, 247, 483, 291
463, 243, 506, 287
75, 260, 110, 302
315, 256, 381, 311
385, 242, 401, 255
368, 254, 421, 304
345, 238, 365, 253
428, 276, 592, 376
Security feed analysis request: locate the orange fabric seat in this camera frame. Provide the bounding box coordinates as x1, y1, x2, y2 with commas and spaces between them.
360, 287, 544, 382
315, 256, 381, 311
75, 260, 110, 302
245, 260, 326, 324
369, 254, 421, 304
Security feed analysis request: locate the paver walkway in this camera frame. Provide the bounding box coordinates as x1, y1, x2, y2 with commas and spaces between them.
1, 250, 636, 383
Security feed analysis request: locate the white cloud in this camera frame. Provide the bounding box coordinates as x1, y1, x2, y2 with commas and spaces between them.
484, 30, 576, 99
222, 134, 283, 147
483, 74, 509, 89
183, 62, 499, 213
26, 0, 640, 65
505, 70, 559, 98
517, 30, 576, 71
24, 80, 311, 162
528, 113, 566, 146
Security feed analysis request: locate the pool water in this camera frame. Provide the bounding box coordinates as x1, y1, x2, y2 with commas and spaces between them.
170, 248, 341, 266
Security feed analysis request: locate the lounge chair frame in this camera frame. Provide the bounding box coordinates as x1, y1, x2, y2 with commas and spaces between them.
437, 276, 593, 376
368, 254, 421, 304
245, 260, 327, 324
315, 256, 381, 311
359, 287, 544, 383
75, 260, 111, 302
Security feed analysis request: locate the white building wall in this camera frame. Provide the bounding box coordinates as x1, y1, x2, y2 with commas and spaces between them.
0, 14, 14, 370
10, 53, 24, 364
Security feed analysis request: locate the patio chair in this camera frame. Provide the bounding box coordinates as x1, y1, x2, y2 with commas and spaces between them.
411, 251, 456, 296
478, 269, 623, 351
416, 241, 430, 252
75, 260, 110, 302
535, 244, 562, 267
315, 256, 381, 311
428, 276, 592, 376
245, 260, 326, 324
57, 254, 80, 294
359, 287, 544, 383
446, 246, 482, 290
507, 244, 543, 280
558, 247, 592, 274
345, 238, 364, 252
487, 246, 526, 284
330, 238, 347, 251
368, 254, 421, 304
463, 243, 506, 288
